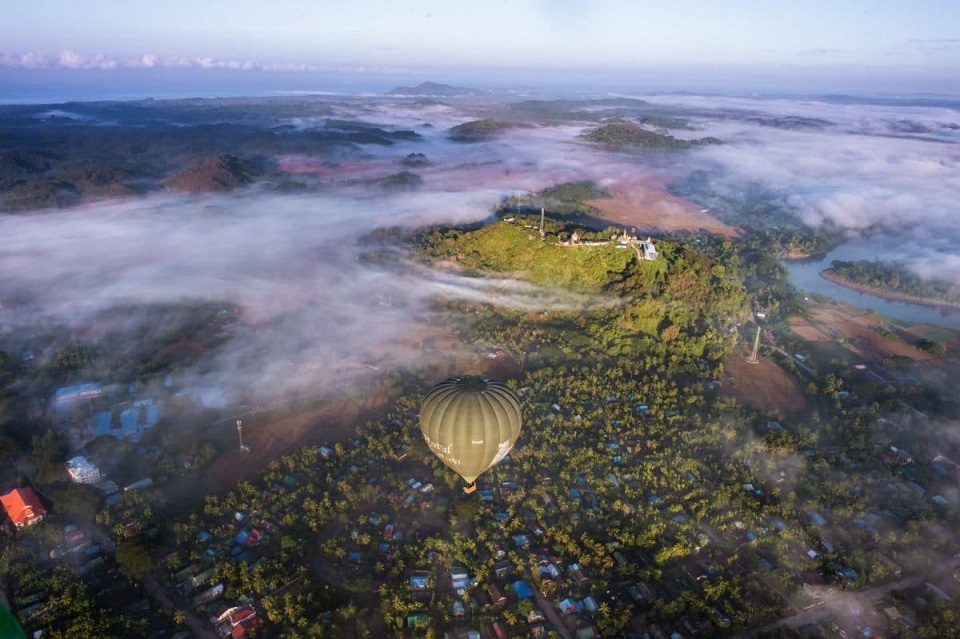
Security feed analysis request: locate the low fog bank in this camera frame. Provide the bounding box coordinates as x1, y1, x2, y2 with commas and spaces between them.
5, 90, 960, 406
0, 96, 666, 408
0, 179, 605, 405
642, 94, 960, 283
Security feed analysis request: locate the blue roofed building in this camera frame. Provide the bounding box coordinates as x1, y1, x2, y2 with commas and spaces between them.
410, 575, 429, 590
451, 566, 473, 592
121, 408, 141, 440
513, 581, 533, 599
94, 412, 114, 439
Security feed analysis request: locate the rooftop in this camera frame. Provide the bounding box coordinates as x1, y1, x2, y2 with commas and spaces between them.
0, 487, 47, 527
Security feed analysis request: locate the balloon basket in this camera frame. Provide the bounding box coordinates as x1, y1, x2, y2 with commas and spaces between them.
463, 483, 477, 494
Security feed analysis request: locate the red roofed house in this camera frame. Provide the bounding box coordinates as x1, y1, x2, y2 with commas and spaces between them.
231, 617, 260, 639
241, 528, 262, 548
228, 605, 257, 628
1, 487, 47, 527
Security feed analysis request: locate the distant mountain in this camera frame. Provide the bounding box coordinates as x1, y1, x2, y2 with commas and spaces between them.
163, 154, 258, 193
386, 82, 478, 97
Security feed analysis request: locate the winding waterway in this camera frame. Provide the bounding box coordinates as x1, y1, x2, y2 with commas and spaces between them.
782, 241, 960, 330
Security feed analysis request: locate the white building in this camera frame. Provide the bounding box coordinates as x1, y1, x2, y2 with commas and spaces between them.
66, 456, 101, 484
641, 237, 659, 261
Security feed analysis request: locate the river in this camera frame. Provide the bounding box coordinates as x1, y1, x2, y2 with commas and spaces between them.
782, 240, 960, 330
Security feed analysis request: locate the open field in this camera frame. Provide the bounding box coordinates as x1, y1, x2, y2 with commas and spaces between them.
586, 174, 741, 238
190, 335, 521, 498
198, 392, 391, 495
721, 351, 807, 413
791, 299, 941, 364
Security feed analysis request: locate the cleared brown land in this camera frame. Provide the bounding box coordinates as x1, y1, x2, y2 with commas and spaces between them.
198, 392, 390, 496
721, 352, 807, 412
795, 300, 939, 364
585, 175, 741, 238
190, 335, 518, 497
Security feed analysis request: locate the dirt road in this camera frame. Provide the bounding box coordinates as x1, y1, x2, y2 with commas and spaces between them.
531, 581, 574, 639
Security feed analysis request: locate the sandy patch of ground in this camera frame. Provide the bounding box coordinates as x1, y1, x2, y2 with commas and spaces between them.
585, 175, 741, 238
721, 352, 807, 413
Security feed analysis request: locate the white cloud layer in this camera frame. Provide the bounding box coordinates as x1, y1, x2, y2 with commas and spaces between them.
645, 95, 960, 282
0, 49, 317, 72
3, 93, 960, 403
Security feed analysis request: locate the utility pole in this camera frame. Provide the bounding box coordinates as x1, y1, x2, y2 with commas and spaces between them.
745, 326, 761, 364
539, 208, 545, 240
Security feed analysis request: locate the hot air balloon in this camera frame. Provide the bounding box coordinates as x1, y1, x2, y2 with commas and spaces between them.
419, 375, 522, 493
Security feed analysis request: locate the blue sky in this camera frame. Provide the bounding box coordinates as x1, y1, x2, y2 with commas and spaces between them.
2, 1, 958, 81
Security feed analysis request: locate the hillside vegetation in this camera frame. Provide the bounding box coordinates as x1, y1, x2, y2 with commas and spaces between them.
386, 81, 477, 96
825, 259, 960, 306
0, 100, 427, 211
498, 181, 611, 219
418, 215, 747, 345
163, 154, 259, 193
538, 180, 610, 202
581, 121, 721, 150
448, 119, 514, 142
370, 170, 424, 192
456, 222, 642, 290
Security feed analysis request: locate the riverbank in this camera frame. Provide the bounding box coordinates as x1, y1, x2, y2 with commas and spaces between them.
820, 270, 960, 311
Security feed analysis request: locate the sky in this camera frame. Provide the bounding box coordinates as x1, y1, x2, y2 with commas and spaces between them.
2, 0, 959, 92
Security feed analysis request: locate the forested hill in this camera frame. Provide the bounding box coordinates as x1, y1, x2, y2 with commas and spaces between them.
163, 154, 259, 193
386, 81, 477, 96
581, 121, 721, 150
447, 118, 516, 142
416, 215, 747, 345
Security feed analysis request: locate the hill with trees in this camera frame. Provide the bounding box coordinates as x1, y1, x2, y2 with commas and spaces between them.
824, 259, 960, 308
386, 81, 478, 97
581, 121, 721, 150
537, 181, 610, 202
448, 119, 516, 142
417, 215, 748, 344
163, 154, 259, 193
370, 170, 424, 192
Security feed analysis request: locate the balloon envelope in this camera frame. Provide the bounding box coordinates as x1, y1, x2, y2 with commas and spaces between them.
419, 375, 522, 485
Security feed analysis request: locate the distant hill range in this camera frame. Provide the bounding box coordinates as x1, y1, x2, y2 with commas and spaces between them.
386, 82, 479, 97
